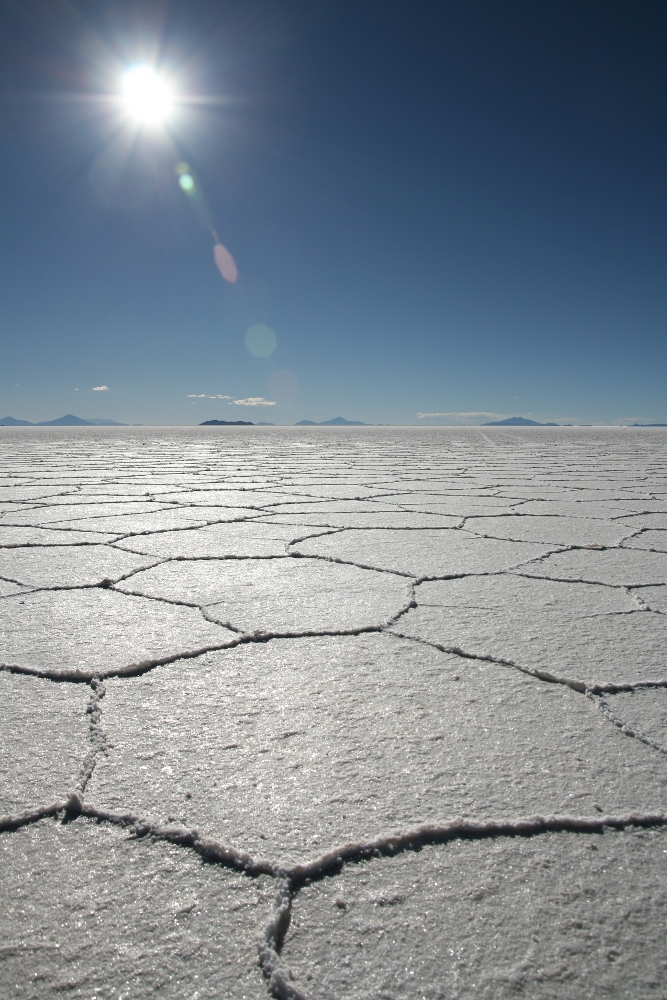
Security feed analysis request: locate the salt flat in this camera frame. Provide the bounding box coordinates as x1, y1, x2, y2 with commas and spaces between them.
0, 426, 666, 999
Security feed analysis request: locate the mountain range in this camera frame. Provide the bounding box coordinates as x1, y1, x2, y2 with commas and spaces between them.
483, 416, 667, 427
295, 416, 367, 426
0, 414, 127, 426
201, 416, 367, 427
483, 416, 561, 426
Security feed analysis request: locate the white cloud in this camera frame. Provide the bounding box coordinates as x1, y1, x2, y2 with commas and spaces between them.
417, 411, 504, 419
233, 397, 276, 407
187, 392, 276, 406
92, 385, 109, 391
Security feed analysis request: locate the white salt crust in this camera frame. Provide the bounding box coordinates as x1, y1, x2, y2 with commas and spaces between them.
1, 425, 666, 999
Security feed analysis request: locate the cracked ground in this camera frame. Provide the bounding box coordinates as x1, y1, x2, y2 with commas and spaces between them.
1, 424, 666, 1000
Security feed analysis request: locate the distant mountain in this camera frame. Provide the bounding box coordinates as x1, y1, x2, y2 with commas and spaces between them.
37, 414, 94, 426
200, 419, 254, 426
295, 416, 367, 426
323, 416, 367, 425
0, 416, 33, 425
483, 416, 559, 426
632, 423, 667, 427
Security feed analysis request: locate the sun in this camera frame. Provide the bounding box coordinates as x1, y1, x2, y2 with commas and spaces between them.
121, 66, 173, 124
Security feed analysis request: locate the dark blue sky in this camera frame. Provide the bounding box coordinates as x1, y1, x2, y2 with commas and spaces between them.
1, 0, 666, 424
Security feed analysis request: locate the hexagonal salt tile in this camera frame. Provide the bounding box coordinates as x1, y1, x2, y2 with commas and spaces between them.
294, 528, 549, 577
462, 514, 631, 547
87, 634, 666, 865
520, 548, 667, 587
0, 589, 234, 678
0, 545, 157, 588
119, 557, 409, 632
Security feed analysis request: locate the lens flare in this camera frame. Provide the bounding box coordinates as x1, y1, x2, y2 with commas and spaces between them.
121, 66, 173, 124
245, 325, 277, 357
214, 242, 238, 283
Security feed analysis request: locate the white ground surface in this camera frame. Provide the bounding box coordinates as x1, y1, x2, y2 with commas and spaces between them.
0, 426, 665, 999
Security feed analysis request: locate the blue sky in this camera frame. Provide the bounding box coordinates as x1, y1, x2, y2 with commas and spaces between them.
1, 0, 666, 425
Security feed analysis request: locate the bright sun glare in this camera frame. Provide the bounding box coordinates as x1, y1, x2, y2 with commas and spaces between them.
121, 66, 173, 124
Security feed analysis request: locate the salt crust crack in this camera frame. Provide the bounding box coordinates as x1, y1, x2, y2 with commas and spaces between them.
1, 801, 665, 1000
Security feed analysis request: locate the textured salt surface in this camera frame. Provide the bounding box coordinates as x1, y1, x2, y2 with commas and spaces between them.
521, 547, 667, 586
637, 585, 667, 612
293, 527, 549, 576
0, 819, 271, 999
282, 828, 667, 999
119, 558, 408, 632
0, 672, 88, 813
117, 521, 301, 558
0, 579, 28, 598
260, 510, 461, 529
0, 525, 120, 546
0, 544, 157, 588
397, 575, 667, 687
0, 589, 235, 678
0, 426, 666, 999
88, 636, 666, 863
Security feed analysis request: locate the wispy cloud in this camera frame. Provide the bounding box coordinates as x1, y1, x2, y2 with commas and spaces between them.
233, 397, 276, 406
92, 385, 109, 391
187, 392, 276, 407
417, 411, 504, 420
